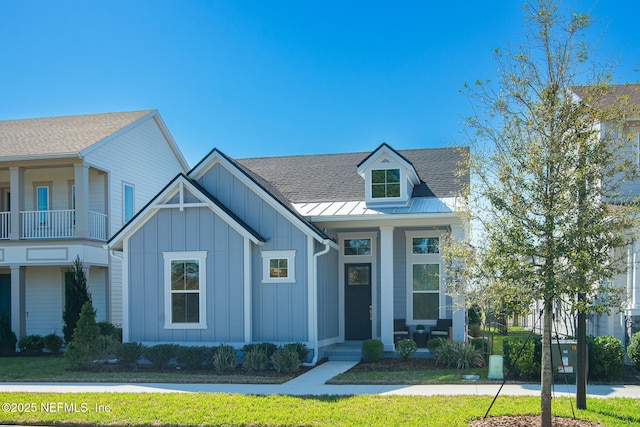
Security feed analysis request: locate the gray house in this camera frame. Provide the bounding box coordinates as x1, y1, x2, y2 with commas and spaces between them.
108, 143, 469, 361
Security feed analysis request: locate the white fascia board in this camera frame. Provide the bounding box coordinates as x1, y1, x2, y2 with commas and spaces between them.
306, 211, 461, 223
357, 146, 419, 184
79, 110, 158, 158
190, 153, 332, 246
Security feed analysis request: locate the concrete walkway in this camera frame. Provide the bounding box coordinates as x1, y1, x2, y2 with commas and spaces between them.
1, 361, 639, 398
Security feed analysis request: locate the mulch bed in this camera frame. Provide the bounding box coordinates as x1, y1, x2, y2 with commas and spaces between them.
468, 415, 604, 426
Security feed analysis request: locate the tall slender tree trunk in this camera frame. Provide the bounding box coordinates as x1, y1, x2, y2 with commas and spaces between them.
541, 297, 554, 427
576, 295, 587, 409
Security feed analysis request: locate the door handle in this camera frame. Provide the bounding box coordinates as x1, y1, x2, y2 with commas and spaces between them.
369, 305, 372, 321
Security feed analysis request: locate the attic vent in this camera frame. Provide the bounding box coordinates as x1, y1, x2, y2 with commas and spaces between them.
381, 159, 390, 163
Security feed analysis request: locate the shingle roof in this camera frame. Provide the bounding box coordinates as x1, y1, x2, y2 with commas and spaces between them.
572, 84, 640, 113
0, 110, 154, 158
237, 146, 469, 203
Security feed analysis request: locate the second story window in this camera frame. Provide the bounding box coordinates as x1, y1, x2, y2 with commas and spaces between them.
371, 168, 400, 198
123, 183, 134, 223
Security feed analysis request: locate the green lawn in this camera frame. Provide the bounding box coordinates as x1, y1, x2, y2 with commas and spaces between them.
0, 357, 297, 384
0, 393, 638, 426
328, 366, 489, 384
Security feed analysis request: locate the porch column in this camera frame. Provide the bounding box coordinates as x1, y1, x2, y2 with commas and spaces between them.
450, 224, 467, 342
632, 242, 640, 312
10, 266, 26, 339
380, 226, 394, 351
74, 163, 89, 239
9, 167, 24, 240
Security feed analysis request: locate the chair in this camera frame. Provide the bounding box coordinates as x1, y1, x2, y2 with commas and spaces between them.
393, 319, 409, 343
429, 319, 452, 340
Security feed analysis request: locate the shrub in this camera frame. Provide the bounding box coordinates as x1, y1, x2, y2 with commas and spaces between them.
432, 339, 456, 367
117, 342, 144, 366
588, 336, 625, 380
0, 312, 17, 355
63, 256, 92, 343
503, 337, 541, 380
65, 301, 101, 368
43, 334, 63, 354
283, 342, 309, 363
470, 337, 490, 359
18, 334, 44, 354
361, 339, 383, 363
242, 342, 277, 359
144, 344, 179, 368
395, 339, 417, 361
271, 346, 300, 372
176, 346, 215, 370
426, 337, 447, 352
97, 334, 122, 360
452, 341, 485, 369
214, 344, 237, 372
628, 331, 640, 370
96, 322, 116, 337
243, 348, 269, 371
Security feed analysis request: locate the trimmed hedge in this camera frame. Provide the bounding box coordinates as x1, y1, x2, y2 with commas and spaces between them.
362, 339, 383, 363
588, 336, 625, 380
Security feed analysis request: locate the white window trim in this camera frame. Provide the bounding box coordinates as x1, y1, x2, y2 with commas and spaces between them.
163, 251, 208, 329
123, 182, 135, 223
261, 250, 296, 283
405, 230, 444, 324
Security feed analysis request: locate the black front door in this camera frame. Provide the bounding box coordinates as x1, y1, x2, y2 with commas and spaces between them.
345, 263, 372, 340
0, 274, 10, 322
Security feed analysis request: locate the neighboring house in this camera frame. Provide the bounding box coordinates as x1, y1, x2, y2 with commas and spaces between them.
0, 110, 188, 339
108, 143, 469, 360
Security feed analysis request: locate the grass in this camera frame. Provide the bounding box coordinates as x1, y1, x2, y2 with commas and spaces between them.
0, 393, 638, 426
329, 366, 489, 384
0, 357, 298, 384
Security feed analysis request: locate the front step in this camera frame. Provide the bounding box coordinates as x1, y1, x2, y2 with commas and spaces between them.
324, 346, 362, 361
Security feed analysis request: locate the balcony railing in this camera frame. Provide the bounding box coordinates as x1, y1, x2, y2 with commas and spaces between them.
20, 209, 108, 240
0, 212, 9, 240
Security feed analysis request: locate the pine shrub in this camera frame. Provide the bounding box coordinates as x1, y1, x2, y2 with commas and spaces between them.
65, 301, 101, 368
214, 344, 237, 372
63, 256, 92, 343
361, 339, 383, 363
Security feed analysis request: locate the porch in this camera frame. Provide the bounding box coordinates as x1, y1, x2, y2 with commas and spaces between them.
322, 341, 434, 361
0, 210, 107, 241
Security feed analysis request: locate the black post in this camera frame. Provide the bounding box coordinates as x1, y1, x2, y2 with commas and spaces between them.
576, 293, 586, 409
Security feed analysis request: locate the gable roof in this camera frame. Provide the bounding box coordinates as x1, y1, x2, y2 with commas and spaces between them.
108, 173, 266, 249
189, 148, 336, 246
237, 146, 468, 203
356, 142, 420, 185
571, 84, 640, 114
0, 110, 188, 169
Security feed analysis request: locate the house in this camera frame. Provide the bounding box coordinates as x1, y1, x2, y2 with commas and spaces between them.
0, 110, 188, 339
108, 143, 469, 360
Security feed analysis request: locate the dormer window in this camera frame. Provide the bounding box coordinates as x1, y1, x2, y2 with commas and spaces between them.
372, 169, 400, 198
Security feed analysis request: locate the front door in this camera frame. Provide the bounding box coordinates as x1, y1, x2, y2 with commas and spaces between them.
0, 274, 10, 322
345, 263, 372, 340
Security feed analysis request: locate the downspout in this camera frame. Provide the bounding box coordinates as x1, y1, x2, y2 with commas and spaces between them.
310, 240, 332, 365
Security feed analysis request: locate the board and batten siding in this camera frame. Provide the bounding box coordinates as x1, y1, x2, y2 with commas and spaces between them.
317, 247, 339, 341
197, 162, 310, 343
127, 207, 245, 343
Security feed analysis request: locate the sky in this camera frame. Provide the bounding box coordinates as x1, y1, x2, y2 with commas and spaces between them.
0, 1, 638, 167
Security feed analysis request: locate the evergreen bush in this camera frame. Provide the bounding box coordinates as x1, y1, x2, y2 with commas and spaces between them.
361, 339, 383, 363
282, 342, 309, 363
426, 337, 447, 352
271, 346, 300, 372
176, 346, 215, 370
395, 339, 417, 361
214, 344, 237, 372
117, 342, 144, 366
242, 342, 277, 358
503, 337, 541, 380
65, 301, 101, 368
63, 256, 92, 343
588, 336, 625, 380
628, 331, 640, 370
18, 334, 44, 354
43, 334, 63, 355
144, 344, 179, 368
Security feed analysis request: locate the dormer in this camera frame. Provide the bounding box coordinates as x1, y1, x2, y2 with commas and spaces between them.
357, 143, 421, 207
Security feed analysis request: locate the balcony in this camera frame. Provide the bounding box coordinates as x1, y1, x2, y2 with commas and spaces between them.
0, 210, 109, 241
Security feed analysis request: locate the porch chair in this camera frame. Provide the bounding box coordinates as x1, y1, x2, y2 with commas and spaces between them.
429, 319, 452, 340
393, 319, 409, 343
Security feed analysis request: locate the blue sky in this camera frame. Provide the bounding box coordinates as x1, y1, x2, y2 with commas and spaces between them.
0, 1, 638, 167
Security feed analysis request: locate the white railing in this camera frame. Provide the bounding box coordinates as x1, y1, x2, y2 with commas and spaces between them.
0, 212, 9, 239
89, 211, 107, 241
20, 210, 108, 241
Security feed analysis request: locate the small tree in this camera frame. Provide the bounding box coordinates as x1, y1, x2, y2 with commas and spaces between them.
63, 256, 91, 343
65, 301, 100, 369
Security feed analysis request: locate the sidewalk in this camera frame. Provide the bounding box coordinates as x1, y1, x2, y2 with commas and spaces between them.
1, 361, 639, 398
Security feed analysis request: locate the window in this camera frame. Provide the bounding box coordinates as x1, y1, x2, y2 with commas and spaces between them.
412, 237, 439, 254
412, 263, 440, 320
33, 182, 51, 226
262, 250, 295, 283
163, 251, 207, 329
371, 168, 400, 198
406, 231, 442, 322
123, 183, 134, 223
344, 239, 372, 256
